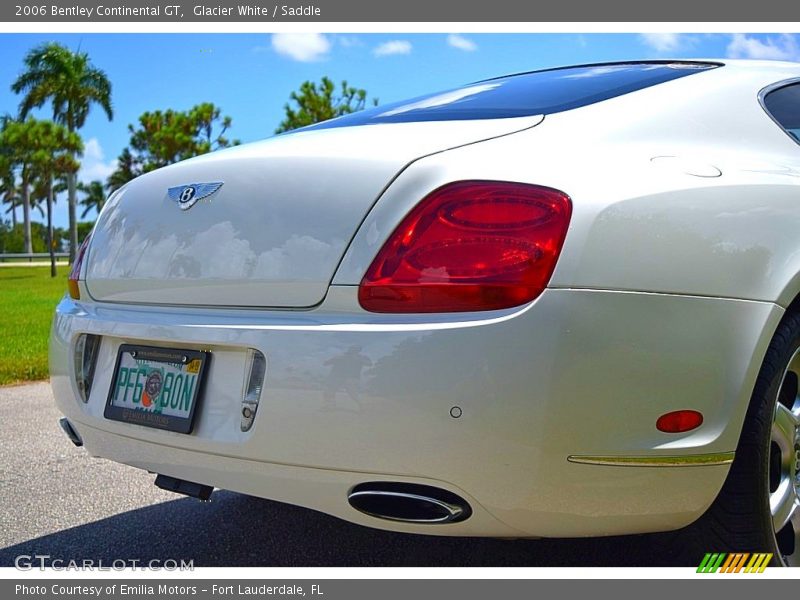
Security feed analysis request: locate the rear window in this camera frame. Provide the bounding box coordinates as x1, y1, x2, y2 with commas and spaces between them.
763, 83, 800, 143
305, 61, 720, 130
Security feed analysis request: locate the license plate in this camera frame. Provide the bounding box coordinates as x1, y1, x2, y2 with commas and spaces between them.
104, 344, 209, 434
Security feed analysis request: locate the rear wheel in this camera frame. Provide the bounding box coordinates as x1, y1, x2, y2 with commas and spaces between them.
768, 346, 800, 564
680, 311, 800, 566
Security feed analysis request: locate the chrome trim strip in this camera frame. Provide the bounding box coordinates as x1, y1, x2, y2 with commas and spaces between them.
566, 452, 735, 467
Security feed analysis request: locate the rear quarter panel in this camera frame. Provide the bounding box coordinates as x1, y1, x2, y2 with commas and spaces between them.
336, 64, 800, 307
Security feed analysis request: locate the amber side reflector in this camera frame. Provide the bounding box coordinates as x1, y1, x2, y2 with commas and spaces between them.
67, 279, 80, 300
68, 234, 92, 300
656, 410, 703, 433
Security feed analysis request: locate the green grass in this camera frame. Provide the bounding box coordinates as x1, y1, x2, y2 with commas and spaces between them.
0, 267, 68, 385
0, 257, 69, 263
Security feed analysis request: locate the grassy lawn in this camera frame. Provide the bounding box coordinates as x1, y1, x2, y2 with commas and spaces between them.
0, 257, 69, 263
0, 267, 68, 385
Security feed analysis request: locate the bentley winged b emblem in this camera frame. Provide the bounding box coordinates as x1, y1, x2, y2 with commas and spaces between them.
167, 181, 224, 211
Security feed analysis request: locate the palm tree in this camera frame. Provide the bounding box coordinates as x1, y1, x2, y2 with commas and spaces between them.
0, 117, 81, 269
2, 195, 19, 228
0, 156, 18, 227
12, 42, 112, 262
0, 116, 18, 227
106, 147, 137, 192
30, 121, 82, 276
77, 180, 106, 219
0, 118, 37, 253
30, 178, 50, 217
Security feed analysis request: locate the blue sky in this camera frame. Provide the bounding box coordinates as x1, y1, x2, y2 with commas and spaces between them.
0, 31, 798, 228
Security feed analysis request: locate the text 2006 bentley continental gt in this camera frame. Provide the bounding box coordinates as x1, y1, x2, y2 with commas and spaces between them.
51, 60, 800, 565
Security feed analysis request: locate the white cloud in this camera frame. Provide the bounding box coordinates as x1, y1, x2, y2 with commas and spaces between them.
78, 137, 116, 184
726, 33, 800, 61
373, 40, 412, 57
80, 161, 116, 184
336, 35, 361, 48
447, 34, 477, 52
271, 33, 331, 62
83, 138, 104, 162
638, 33, 689, 53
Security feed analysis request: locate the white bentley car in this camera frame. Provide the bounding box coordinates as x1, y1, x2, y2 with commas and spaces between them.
51, 60, 800, 565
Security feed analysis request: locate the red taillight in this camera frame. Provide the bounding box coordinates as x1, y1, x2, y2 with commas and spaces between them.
68, 235, 92, 300
358, 181, 572, 313
656, 410, 704, 433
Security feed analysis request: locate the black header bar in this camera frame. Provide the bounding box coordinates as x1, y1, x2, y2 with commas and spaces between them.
3, 0, 800, 22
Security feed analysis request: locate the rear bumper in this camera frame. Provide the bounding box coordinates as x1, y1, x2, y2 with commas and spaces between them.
50, 286, 782, 537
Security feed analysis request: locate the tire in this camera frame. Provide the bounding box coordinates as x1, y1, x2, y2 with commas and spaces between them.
677, 310, 800, 566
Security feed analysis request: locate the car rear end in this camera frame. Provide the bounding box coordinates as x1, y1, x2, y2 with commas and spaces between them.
50, 61, 781, 538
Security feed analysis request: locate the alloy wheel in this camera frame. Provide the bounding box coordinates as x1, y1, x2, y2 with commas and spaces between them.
770, 348, 800, 566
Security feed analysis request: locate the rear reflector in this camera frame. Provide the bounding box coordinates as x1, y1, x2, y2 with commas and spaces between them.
241, 349, 267, 432
656, 410, 703, 433
358, 181, 571, 313
73, 333, 101, 403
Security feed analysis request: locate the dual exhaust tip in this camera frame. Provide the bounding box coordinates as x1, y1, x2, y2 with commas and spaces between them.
59, 417, 469, 524
148, 477, 471, 524
151, 476, 472, 525
348, 482, 471, 524
149, 476, 471, 525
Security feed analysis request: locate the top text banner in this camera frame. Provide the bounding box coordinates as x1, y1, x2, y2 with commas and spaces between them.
3, 0, 800, 22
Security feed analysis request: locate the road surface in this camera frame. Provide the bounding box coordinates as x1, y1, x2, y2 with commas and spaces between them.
0, 382, 681, 567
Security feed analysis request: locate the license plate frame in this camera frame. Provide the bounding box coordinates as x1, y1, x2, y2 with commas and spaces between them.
104, 344, 209, 434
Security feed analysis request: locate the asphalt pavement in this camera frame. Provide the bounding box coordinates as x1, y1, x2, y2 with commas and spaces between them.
0, 382, 680, 567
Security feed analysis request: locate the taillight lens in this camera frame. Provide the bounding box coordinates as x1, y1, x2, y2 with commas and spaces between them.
358, 181, 572, 313
68, 234, 92, 300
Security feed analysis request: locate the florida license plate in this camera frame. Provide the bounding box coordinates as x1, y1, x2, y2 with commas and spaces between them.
104, 344, 209, 434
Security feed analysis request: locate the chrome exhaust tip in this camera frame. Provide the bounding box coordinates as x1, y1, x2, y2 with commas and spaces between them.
58, 418, 83, 447
154, 474, 213, 501
348, 482, 471, 524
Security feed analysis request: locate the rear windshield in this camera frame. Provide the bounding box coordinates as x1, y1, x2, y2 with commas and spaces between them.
305, 62, 720, 130
763, 83, 800, 144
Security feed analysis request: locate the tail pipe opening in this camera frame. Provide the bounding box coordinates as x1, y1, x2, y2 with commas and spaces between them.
58, 418, 83, 447
348, 482, 471, 524
154, 474, 213, 501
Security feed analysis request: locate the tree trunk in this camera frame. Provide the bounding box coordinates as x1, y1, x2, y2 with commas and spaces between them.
48, 176, 56, 277
68, 169, 77, 264
22, 176, 32, 254
10, 201, 16, 228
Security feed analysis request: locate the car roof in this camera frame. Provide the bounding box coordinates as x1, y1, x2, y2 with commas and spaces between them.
479, 59, 800, 84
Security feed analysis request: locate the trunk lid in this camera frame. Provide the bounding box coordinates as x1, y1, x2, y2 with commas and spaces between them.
85, 116, 542, 308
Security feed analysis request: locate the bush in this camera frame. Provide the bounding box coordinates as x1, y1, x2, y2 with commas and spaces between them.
0, 221, 51, 253
77, 221, 94, 244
